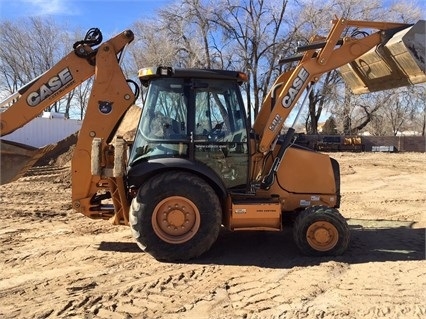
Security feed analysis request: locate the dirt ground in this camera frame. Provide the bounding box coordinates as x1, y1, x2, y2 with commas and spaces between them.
0, 152, 425, 319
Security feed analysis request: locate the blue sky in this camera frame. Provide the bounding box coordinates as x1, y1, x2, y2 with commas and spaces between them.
1, 0, 424, 36
0, 0, 174, 36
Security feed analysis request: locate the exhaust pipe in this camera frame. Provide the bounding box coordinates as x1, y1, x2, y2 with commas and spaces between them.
340, 20, 426, 94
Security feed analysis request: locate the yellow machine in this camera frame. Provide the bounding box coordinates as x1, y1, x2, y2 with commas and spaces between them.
1, 18, 425, 261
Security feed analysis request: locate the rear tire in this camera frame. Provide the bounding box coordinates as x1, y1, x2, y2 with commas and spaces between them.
129, 171, 222, 261
293, 205, 350, 256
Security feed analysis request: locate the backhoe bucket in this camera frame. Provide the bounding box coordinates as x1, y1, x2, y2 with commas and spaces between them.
0, 139, 54, 184
340, 20, 426, 94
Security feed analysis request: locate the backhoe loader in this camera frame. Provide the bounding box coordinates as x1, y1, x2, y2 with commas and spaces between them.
1, 18, 424, 261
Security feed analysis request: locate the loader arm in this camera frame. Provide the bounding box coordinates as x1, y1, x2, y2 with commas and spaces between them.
253, 18, 412, 154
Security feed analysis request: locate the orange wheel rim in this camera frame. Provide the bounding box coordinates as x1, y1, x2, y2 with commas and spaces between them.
152, 196, 200, 244
306, 221, 339, 251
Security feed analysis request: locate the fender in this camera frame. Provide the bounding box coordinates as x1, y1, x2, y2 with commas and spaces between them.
127, 157, 228, 201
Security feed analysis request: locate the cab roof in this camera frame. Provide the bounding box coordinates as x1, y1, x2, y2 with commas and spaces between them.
138, 66, 247, 86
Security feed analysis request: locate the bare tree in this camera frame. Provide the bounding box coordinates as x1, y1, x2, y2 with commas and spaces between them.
304, 71, 342, 134
384, 88, 419, 135
292, 0, 423, 134
369, 114, 389, 136
411, 86, 426, 136
211, 0, 290, 124
293, 0, 384, 134
177, 0, 215, 68
129, 20, 178, 68
130, 0, 291, 125
340, 91, 385, 135
351, 87, 422, 136
156, 0, 214, 68
0, 19, 62, 103
0, 18, 91, 118
127, 0, 423, 135
127, 3, 210, 110
129, 0, 215, 71
72, 78, 93, 120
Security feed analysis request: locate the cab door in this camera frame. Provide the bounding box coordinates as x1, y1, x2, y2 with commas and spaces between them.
192, 79, 249, 189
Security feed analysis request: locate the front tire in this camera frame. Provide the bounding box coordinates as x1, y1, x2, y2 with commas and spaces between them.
129, 171, 222, 261
293, 205, 350, 256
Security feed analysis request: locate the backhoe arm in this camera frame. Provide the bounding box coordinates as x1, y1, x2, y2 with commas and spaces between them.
253, 18, 410, 154
0, 29, 134, 136
0, 29, 137, 224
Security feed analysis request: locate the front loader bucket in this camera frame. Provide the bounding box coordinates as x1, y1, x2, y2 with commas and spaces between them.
340, 20, 426, 94
0, 139, 54, 184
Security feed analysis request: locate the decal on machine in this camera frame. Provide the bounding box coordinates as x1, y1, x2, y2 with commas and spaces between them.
99, 101, 113, 114
27, 68, 74, 107
300, 200, 311, 206
281, 67, 310, 108
268, 114, 283, 131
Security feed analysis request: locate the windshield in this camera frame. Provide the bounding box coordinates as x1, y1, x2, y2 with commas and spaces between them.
129, 78, 188, 162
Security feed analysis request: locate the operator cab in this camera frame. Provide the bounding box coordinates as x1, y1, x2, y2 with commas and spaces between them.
128, 66, 249, 189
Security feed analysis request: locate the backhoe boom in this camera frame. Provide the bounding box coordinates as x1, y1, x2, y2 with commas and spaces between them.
0, 29, 136, 221
0, 29, 134, 136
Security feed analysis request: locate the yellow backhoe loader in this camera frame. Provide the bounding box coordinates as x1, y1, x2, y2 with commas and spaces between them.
1, 18, 424, 261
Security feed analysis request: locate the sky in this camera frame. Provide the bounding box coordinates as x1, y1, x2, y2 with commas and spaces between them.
1, 0, 425, 36
0, 0, 174, 37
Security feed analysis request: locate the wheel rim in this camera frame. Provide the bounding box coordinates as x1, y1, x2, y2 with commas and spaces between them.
152, 196, 200, 244
306, 221, 339, 251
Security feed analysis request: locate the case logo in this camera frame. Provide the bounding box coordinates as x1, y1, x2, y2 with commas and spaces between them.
282, 67, 309, 108
27, 68, 73, 107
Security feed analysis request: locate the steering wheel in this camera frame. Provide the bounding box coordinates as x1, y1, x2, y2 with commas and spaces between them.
207, 122, 225, 141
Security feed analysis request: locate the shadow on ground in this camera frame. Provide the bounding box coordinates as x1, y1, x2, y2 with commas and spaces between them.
98, 219, 425, 268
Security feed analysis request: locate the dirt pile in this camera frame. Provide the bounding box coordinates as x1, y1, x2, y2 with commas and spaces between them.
28, 104, 142, 186
34, 132, 77, 167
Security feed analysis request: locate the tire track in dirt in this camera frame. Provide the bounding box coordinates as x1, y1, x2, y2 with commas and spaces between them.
1, 154, 425, 319
16, 265, 230, 318
303, 261, 426, 319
